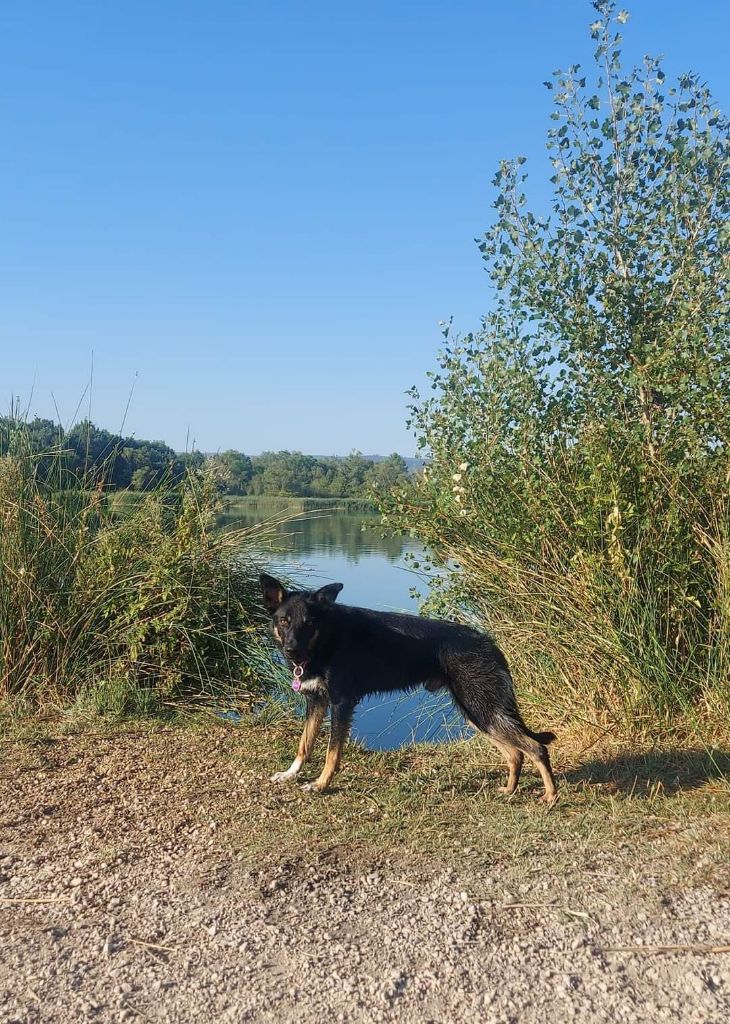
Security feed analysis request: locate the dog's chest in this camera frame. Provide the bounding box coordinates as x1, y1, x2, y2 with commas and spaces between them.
299, 676, 328, 697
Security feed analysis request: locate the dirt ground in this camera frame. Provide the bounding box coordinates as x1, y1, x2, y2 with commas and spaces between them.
1, 723, 729, 1023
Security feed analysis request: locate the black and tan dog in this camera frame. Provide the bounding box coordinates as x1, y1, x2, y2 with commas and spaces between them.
261, 574, 558, 803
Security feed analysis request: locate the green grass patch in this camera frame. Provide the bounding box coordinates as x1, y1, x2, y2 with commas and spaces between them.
227, 721, 729, 874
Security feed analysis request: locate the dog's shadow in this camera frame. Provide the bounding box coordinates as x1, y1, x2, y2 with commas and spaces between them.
562, 747, 730, 797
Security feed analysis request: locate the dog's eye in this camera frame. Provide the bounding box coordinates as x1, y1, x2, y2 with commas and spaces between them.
279, 616, 289, 626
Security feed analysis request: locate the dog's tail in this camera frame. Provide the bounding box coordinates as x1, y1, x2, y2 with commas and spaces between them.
527, 729, 557, 745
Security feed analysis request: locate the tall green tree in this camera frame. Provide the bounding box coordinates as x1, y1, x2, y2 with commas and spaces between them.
382, 1, 730, 729
366, 453, 409, 492
206, 450, 253, 494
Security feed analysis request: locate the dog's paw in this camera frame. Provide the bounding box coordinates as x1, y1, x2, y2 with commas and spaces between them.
540, 791, 559, 807
270, 770, 296, 784
300, 781, 325, 793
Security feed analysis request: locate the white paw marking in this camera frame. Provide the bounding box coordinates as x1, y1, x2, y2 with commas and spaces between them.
270, 757, 303, 784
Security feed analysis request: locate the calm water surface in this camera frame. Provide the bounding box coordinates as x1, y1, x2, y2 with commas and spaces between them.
222, 501, 464, 749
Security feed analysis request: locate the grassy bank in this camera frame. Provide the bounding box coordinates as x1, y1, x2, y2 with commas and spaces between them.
4, 716, 729, 888
228, 721, 730, 879
221, 495, 377, 515
108, 492, 378, 520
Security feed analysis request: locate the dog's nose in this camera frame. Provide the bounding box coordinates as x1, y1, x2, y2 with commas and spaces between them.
284, 643, 298, 656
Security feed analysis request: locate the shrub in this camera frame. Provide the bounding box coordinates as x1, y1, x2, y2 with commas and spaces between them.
0, 420, 274, 716
381, 2, 730, 738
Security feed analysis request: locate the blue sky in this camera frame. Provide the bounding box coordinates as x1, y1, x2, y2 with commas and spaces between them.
2, 1, 728, 455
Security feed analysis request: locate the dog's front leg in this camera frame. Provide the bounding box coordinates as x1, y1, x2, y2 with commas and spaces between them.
270, 695, 328, 783
302, 699, 354, 793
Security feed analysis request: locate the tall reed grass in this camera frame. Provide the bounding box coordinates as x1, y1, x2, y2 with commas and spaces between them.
0, 421, 282, 718
383, 446, 730, 744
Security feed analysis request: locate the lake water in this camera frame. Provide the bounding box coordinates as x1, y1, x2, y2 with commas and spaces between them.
221, 501, 465, 750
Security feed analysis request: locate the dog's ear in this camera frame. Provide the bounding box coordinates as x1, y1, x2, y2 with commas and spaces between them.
311, 582, 343, 606
260, 573, 287, 613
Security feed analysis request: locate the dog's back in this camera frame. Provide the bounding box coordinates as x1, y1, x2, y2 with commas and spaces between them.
321, 603, 486, 695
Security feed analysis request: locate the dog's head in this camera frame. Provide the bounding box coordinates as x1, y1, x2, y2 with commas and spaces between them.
260, 573, 343, 664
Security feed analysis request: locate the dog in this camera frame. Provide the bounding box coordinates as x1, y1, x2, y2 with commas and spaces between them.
260, 574, 557, 803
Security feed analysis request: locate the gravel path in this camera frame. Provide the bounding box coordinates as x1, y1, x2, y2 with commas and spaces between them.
2, 728, 729, 1023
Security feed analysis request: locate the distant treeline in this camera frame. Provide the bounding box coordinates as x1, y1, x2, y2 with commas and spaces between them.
209, 449, 410, 497
0, 417, 411, 498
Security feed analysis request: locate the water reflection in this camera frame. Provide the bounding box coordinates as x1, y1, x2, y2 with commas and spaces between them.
218, 502, 408, 562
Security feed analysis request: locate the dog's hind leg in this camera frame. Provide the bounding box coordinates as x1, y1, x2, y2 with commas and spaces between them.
271, 695, 328, 784
454, 683, 557, 803
302, 700, 354, 793
488, 736, 524, 797
463, 711, 523, 795
488, 715, 557, 805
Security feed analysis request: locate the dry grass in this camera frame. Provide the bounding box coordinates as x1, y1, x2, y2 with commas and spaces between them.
4, 715, 728, 895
